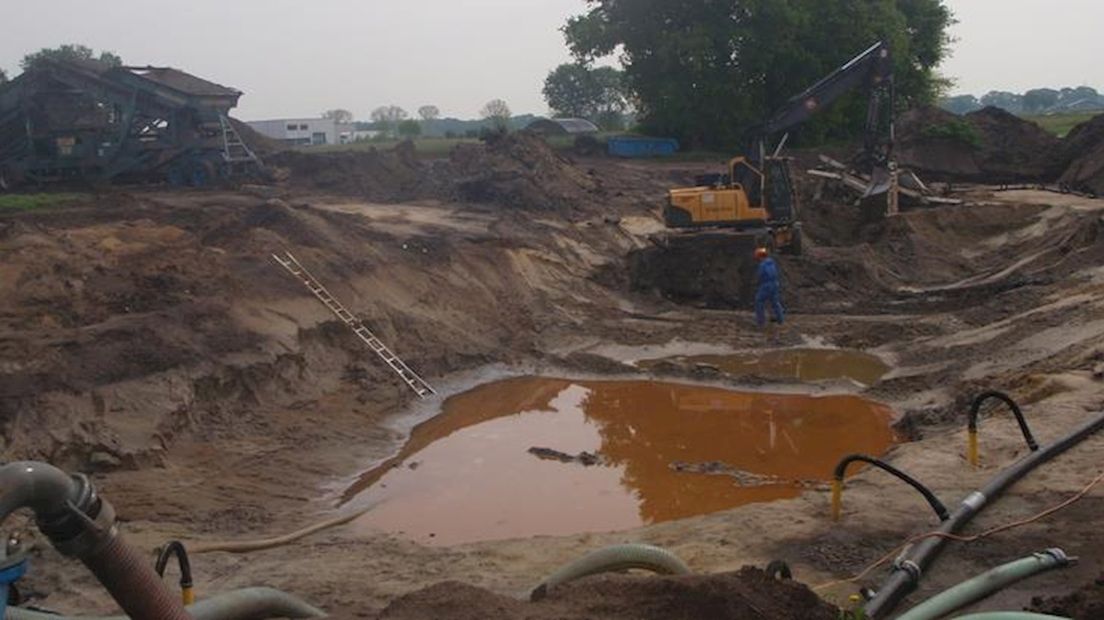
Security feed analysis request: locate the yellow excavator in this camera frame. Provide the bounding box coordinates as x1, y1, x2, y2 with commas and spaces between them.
665, 41, 896, 255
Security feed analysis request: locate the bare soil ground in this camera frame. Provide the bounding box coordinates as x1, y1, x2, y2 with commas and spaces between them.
3, 134, 1104, 619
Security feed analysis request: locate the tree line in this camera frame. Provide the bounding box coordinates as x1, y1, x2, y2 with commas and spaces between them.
319, 99, 513, 139
941, 87, 1104, 116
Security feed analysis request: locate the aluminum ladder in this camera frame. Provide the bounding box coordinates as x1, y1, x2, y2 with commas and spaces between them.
272, 251, 436, 399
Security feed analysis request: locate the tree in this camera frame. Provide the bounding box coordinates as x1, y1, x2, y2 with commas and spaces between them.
542, 63, 628, 123
980, 91, 1023, 113
0, 68, 7, 84
370, 105, 408, 136
480, 99, 512, 130
564, 0, 954, 148
417, 105, 441, 121
321, 109, 354, 124
398, 119, 422, 137
1022, 89, 1060, 114
21, 44, 123, 71
543, 64, 596, 118
940, 94, 982, 115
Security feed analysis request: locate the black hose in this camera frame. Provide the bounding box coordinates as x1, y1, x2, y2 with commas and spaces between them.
834, 454, 950, 522
863, 411, 1104, 618
154, 541, 193, 603
969, 391, 1039, 452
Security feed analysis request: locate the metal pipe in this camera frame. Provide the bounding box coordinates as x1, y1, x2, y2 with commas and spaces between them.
6, 587, 327, 619
831, 454, 949, 522
968, 391, 1039, 466
863, 411, 1104, 618
0, 462, 189, 620
894, 548, 1073, 620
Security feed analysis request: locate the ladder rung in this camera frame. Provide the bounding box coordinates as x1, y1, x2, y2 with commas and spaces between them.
273, 251, 435, 399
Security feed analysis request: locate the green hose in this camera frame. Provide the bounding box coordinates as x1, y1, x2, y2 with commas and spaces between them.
953, 608, 1073, 613
530, 543, 691, 601
6, 587, 326, 619
896, 549, 1072, 620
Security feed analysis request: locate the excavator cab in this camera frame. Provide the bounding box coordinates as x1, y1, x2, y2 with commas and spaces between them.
665, 155, 802, 253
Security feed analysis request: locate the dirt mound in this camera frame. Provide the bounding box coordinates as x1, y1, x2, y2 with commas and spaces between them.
268, 141, 431, 202
1030, 573, 1104, 619
229, 117, 286, 157
1056, 113, 1104, 195
374, 568, 837, 620
896, 106, 1059, 182
964, 106, 1061, 180
446, 132, 603, 211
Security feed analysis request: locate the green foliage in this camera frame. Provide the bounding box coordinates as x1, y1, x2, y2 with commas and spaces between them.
542, 63, 628, 121
1024, 112, 1099, 138
923, 118, 981, 148
564, 0, 954, 149
21, 44, 123, 71
397, 119, 422, 137
0, 193, 86, 211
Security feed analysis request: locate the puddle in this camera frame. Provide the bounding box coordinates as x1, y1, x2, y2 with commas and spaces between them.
343, 376, 896, 546
639, 348, 890, 386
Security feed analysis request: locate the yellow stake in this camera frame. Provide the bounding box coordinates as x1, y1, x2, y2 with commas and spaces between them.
182, 586, 195, 606
968, 429, 979, 467
831, 479, 843, 521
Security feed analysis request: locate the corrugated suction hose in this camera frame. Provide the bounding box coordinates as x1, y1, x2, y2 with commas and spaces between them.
5, 586, 326, 619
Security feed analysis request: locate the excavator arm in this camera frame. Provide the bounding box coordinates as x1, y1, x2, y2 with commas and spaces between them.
748, 41, 894, 167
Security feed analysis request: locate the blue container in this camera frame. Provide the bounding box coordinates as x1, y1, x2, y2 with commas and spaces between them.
0, 556, 27, 617
607, 136, 680, 158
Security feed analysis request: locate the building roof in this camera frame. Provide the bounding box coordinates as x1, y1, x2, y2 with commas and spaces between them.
122, 66, 241, 98
526, 117, 600, 135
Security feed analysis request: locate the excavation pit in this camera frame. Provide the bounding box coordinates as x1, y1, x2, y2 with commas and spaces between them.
637, 348, 890, 386
342, 376, 896, 546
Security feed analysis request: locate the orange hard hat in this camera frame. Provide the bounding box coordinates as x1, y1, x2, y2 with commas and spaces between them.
754, 247, 769, 259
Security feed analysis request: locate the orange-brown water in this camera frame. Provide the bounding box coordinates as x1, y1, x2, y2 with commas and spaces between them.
344, 377, 896, 545
639, 348, 890, 385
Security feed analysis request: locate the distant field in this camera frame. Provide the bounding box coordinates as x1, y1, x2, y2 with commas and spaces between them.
0, 193, 86, 211
1022, 111, 1101, 138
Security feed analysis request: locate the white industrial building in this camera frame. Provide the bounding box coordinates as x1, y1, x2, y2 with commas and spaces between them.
248, 118, 362, 146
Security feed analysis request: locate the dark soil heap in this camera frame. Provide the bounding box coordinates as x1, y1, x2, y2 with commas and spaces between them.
896, 106, 1060, 183
374, 569, 838, 620
1030, 573, 1104, 619
268, 141, 430, 202
1055, 113, 1104, 195
446, 131, 603, 211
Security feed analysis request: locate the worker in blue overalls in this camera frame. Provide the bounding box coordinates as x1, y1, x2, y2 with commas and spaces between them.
754, 247, 785, 328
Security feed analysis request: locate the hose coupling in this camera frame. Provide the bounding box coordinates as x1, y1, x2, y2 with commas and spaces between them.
34, 473, 117, 558
1040, 547, 1076, 566
893, 558, 922, 583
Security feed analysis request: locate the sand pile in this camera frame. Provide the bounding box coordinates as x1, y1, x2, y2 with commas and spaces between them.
446, 131, 603, 211
896, 106, 1059, 182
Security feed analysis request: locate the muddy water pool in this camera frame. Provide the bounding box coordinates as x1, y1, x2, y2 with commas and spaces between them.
343, 376, 896, 545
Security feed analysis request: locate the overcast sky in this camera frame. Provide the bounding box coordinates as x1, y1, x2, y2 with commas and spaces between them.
1, 0, 1100, 121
